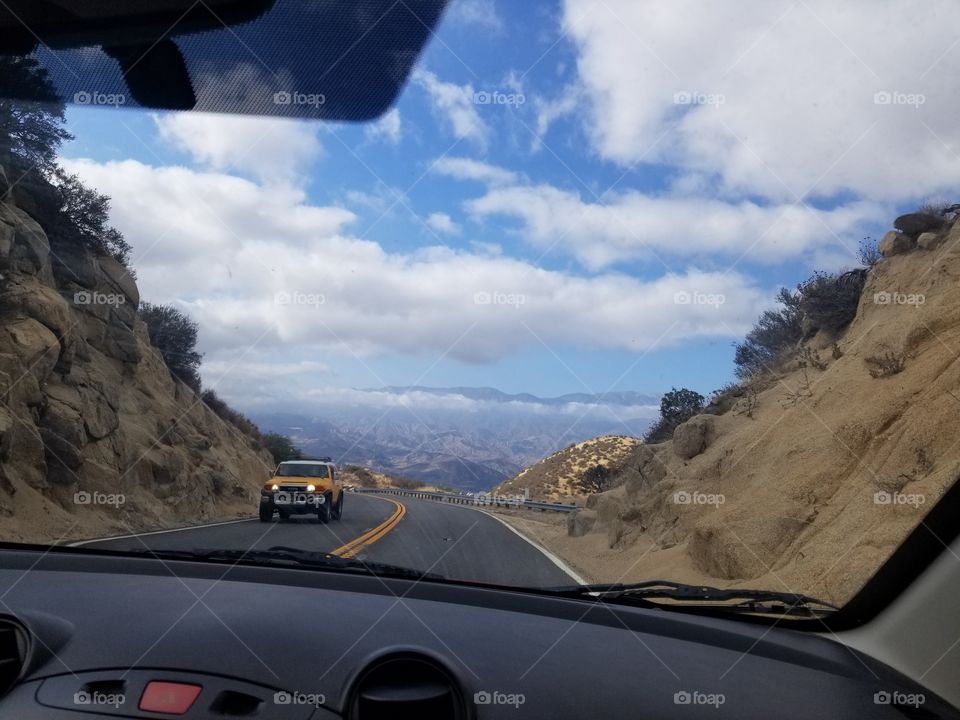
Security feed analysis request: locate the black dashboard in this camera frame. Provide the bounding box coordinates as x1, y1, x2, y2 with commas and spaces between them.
0, 549, 956, 719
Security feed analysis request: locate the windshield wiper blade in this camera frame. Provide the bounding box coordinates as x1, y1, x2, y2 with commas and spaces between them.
106, 546, 443, 581
541, 579, 838, 615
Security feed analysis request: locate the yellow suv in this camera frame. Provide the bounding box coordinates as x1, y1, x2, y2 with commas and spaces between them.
259, 460, 343, 523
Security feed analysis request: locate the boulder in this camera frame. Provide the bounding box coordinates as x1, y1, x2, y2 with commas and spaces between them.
625, 444, 667, 496
567, 508, 597, 537
917, 232, 946, 251
78, 384, 119, 440
894, 212, 946, 238
4, 318, 61, 385
0, 282, 72, 339
672, 415, 715, 459
879, 230, 913, 257
39, 397, 86, 481
98, 256, 140, 306
5, 205, 51, 277
0, 407, 13, 460
590, 493, 624, 526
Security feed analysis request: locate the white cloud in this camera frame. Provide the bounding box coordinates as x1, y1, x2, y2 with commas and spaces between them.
563, 0, 960, 202
426, 212, 461, 235
63, 157, 771, 364
365, 108, 402, 144
466, 182, 885, 269
154, 112, 322, 185
531, 87, 580, 151
432, 156, 519, 185
446, 0, 502, 31
414, 70, 489, 148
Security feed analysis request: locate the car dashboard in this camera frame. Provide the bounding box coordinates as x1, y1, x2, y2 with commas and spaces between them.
0, 549, 956, 719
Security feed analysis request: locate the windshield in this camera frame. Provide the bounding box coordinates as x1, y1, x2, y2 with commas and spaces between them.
1, 0, 957, 616
276, 464, 330, 478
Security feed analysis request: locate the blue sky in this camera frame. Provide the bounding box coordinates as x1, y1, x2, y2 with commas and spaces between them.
52, 0, 956, 411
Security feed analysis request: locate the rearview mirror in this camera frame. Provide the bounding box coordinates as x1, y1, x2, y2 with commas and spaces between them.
0, 0, 450, 117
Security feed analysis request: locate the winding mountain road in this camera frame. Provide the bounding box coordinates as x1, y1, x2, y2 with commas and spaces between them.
72, 493, 580, 588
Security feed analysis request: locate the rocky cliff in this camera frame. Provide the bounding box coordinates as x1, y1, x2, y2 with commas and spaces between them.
519, 213, 960, 605
0, 166, 272, 543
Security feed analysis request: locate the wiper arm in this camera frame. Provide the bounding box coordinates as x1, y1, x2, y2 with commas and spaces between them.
542, 580, 837, 616
102, 546, 443, 581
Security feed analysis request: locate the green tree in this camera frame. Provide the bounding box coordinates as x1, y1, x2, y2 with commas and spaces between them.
734, 288, 803, 379
659, 387, 705, 425
43, 169, 132, 265
582, 464, 611, 493
0, 56, 71, 175
263, 433, 303, 463
644, 387, 705, 443
139, 302, 203, 391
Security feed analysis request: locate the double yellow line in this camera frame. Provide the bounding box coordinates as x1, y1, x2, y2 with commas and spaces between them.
331, 497, 405, 559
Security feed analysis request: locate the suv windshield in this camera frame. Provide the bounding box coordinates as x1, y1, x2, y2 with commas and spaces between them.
0, 0, 957, 616
276, 464, 330, 478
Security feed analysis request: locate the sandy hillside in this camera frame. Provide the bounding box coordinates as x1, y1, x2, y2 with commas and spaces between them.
495, 435, 639, 501
494, 217, 960, 605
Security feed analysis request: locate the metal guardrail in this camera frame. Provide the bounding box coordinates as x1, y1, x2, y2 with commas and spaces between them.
351, 487, 578, 513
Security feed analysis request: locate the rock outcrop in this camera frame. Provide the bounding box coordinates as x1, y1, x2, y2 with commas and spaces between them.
0, 166, 272, 543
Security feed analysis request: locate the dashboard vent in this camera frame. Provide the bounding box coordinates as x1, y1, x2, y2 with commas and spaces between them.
349, 653, 464, 720
0, 618, 26, 699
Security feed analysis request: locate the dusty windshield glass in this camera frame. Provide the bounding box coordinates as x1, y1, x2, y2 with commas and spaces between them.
276, 464, 329, 478
1, 1, 957, 611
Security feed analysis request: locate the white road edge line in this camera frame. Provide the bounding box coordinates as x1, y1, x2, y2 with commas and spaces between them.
427, 500, 587, 586
66, 517, 257, 547
476, 509, 588, 586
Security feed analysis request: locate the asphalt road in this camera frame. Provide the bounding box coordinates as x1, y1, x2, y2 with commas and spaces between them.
75, 493, 578, 588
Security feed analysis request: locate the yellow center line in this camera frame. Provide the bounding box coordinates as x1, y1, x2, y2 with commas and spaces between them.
331, 497, 406, 559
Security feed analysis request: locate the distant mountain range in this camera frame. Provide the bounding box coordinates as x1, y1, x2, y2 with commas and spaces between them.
253, 386, 658, 491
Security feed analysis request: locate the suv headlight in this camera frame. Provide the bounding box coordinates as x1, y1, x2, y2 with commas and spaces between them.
306, 484, 316, 492
271, 484, 279, 491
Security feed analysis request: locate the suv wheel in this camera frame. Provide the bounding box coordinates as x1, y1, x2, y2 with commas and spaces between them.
332, 492, 343, 521
259, 506, 273, 522
317, 496, 332, 523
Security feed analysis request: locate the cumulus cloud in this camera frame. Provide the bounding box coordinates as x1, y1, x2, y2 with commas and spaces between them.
413, 70, 489, 148
466, 183, 885, 269
426, 212, 461, 235
63, 157, 771, 364
431, 156, 519, 185
446, 0, 502, 31
365, 108, 402, 144
154, 112, 323, 184
563, 0, 960, 202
